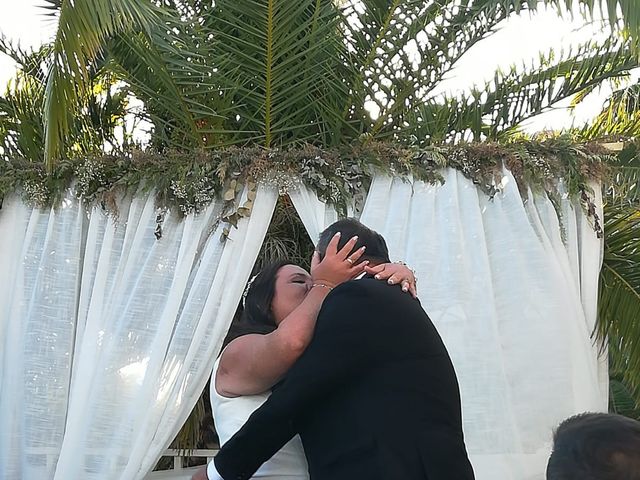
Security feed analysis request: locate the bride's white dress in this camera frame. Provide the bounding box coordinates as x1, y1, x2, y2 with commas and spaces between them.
210, 357, 310, 479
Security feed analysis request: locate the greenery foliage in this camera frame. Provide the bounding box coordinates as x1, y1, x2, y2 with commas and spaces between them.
574, 86, 640, 421
0, 138, 611, 230
599, 203, 640, 421
0, 36, 133, 162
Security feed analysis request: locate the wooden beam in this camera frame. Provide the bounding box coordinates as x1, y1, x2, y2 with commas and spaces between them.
601, 141, 625, 152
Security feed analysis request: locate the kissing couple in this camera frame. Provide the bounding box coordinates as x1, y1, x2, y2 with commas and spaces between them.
193, 218, 475, 480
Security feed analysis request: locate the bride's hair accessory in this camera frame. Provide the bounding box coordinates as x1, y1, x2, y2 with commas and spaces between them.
242, 273, 260, 307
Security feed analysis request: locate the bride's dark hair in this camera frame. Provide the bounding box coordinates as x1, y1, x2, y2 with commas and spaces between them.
222, 260, 290, 349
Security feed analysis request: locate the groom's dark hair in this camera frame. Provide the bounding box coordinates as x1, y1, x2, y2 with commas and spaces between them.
317, 218, 390, 265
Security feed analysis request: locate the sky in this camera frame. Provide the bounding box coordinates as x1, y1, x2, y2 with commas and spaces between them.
0, 0, 632, 134
0, 0, 56, 87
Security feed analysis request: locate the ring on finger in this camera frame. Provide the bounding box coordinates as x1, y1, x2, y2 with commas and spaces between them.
346, 258, 354, 265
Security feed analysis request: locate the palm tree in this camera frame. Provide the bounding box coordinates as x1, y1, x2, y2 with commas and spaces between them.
581, 82, 640, 140
0, 36, 130, 161
39, 0, 639, 166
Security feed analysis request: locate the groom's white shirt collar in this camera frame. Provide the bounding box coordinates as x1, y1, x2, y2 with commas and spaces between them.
355, 272, 367, 280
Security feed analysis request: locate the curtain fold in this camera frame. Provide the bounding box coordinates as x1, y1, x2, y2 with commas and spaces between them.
0, 195, 86, 479
0, 185, 278, 480
288, 186, 340, 246
288, 185, 356, 245
292, 170, 606, 480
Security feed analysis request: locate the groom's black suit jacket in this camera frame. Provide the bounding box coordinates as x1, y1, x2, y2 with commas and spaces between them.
214, 277, 475, 480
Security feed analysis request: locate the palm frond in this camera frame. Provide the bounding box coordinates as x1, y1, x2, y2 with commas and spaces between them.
171, 394, 207, 451
570, 84, 601, 110
401, 38, 636, 144
535, 0, 640, 49
570, 73, 631, 110
603, 142, 640, 206
0, 35, 52, 83
255, 196, 315, 271
40, 0, 640, 160
204, 0, 349, 147
40, 0, 63, 14
582, 82, 640, 138
43, 0, 162, 167
106, 31, 211, 150
335, 0, 640, 141
598, 205, 640, 413
338, 0, 531, 138
0, 75, 46, 161
1, 42, 130, 161
610, 374, 640, 419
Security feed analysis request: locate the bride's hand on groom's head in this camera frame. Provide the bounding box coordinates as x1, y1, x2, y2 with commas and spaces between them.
310, 232, 368, 288
364, 262, 418, 299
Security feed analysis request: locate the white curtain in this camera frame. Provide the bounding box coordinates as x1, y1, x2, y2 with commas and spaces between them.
0, 185, 278, 480
292, 170, 607, 480
288, 184, 356, 246
288, 185, 340, 245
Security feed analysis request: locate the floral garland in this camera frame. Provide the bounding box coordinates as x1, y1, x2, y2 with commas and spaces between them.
0, 137, 612, 237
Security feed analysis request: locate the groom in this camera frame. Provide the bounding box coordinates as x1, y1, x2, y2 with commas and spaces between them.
200, 218, 474, 479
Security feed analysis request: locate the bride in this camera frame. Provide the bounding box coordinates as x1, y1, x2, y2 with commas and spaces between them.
192, 232, 416, 480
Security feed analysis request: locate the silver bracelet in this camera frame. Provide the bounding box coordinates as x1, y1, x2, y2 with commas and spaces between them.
312, 283, 333, 291
394, 261, 417, 283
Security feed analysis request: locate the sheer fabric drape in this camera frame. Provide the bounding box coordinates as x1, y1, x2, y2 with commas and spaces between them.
288, 185, 355, 245
292, 170, 606, 480
0, 186, 277, 480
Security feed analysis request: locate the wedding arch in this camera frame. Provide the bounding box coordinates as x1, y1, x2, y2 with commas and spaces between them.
0, 139, 610, 480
